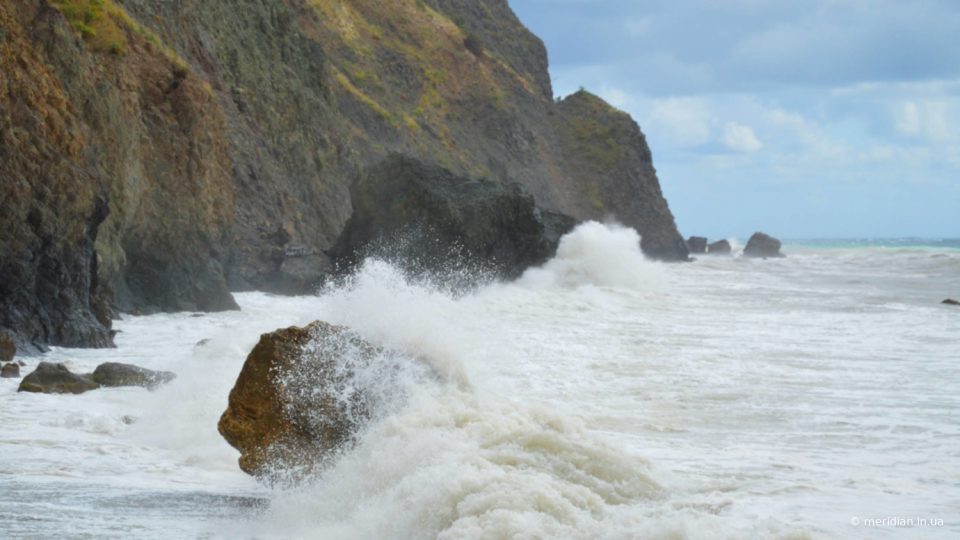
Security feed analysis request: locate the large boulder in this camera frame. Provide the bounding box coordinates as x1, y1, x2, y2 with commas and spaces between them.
743, 232, 785, 258
18, 362, 99, 394
708, 239, 732, 255
686, 236, 707, 254
219, 322, 385, 479
90, 362, 176, 389
330, 155, 577, 280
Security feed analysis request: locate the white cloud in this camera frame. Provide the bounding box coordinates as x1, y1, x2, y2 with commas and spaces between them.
647, 98, 713, 147
722, 121, 762, 152
895, 100, 952, 141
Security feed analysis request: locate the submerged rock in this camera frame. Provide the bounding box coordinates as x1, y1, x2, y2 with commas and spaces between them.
90, 362, 176, 389
1, 363, 20, 378
18, 363, 99, 394
686, 236, 708, 254
708, 239, 732, 255
219, 322, 385, 478
943, 299, 960, 306
743, 232, 785, 258
330, 154, 576, 280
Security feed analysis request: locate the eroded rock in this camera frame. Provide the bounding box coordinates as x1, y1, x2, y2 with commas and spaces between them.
219, 321, 392, 479
708, 239, 732, 255
90, 362, 176, 389
18, 362, 98, 394
743, 232, 785, 258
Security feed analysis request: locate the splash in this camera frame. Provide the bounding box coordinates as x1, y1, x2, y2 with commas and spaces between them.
518, 221, 668, 291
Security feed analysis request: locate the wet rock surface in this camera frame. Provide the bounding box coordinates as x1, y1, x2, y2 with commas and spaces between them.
90, 362, 176, 389
18, 362, 99, 394
330, 155, 576, 280
1, 363, 20, 378
218, 321, 387, 479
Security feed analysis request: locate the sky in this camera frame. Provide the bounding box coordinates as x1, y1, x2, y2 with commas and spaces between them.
511, 0, 960, 239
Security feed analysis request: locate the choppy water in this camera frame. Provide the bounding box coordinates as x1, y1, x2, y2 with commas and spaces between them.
1, 223, 957, 539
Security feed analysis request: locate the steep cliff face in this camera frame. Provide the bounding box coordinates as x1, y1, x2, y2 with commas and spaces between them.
1, 0, 687, 349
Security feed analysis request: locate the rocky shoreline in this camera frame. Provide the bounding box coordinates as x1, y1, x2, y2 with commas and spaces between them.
1, 0, 687, 351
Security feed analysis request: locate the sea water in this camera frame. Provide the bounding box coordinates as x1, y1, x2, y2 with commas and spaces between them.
1, 223, 957, 539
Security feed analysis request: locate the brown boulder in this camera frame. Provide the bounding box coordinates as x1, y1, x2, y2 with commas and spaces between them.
1, 363, 20, 378
18, 362, 99, 394
218, 321, 384, 479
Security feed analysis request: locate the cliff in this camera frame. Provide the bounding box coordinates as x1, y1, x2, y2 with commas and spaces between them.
0, 0, 687, 350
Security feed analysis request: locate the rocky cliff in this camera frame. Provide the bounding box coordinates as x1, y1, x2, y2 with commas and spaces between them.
1, 0, 687, 350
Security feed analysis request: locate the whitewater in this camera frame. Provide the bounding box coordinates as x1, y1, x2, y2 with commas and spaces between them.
1, 222, 957, 539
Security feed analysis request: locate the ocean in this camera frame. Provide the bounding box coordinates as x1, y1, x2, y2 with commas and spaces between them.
1, 222, 957, 539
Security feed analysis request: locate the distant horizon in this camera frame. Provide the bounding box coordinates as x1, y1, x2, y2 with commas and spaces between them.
512, 0, 960, 239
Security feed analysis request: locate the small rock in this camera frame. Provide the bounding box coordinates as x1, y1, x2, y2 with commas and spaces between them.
943, 299, 960, 306
743, 232, 785, 258
1, 363, 20, 378
707, 239, 732, 255
18, 362, 99, 394
0, 329, 15, 362
686, 236, 708, 254
91, 362, 176, 390
195, 338, 212, 347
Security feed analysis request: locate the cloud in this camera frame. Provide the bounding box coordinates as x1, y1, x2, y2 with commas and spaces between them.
722, 122, 762, 152
647, 98, 713, 147
895, 100, 953, 141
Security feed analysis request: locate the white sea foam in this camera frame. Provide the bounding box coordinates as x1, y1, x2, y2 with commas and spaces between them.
1, 225, 958, 539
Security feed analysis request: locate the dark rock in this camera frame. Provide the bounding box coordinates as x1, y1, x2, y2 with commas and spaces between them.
219, 321, 382, 478
90, 362, 176, 389
330, 155, 574, 280
686, 236, 708, 254
743, 232, 785, 258
0, 329, 14, 362
554, 91, 689, 261
708, 240, 732, 255
18, 362, 99, 394
943, 299, 960, 306
1, 363, 20, 378
264, 254, 332, 296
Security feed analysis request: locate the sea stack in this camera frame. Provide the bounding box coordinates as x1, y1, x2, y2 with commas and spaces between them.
743, 232, 785, 258
686, 237, 708, 254
708, 240, 732, 255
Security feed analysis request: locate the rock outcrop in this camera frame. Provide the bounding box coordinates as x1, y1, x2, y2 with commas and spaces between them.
943, 299, 960, 306
708, 240, 732, 255
18, 362, 99, 394
2, 0, 688, 349
330, 154, 576, 279
219, 321, 384, 478
743, 233, 785, 258
17, 361, 174, 393
90, 362, 175, 389
686, 237, 708, 254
